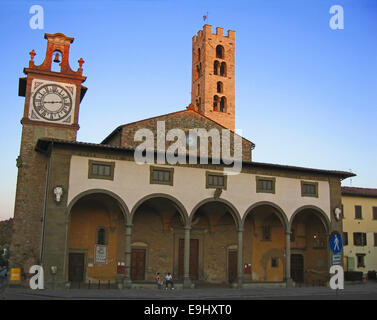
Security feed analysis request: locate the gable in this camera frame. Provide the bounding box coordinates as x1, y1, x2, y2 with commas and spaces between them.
102, 109, 254, 162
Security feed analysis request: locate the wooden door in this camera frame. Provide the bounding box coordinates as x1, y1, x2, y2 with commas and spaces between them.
228, 250, 237, 283
131, 249, 146, 280
291, 254, 304, 283
68, 252, 85, 282
178, 239, 199, 280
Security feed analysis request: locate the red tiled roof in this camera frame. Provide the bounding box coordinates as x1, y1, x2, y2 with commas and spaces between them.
341, 186, 377, 198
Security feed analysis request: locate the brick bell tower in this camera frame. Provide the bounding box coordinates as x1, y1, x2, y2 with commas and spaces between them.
10, 33, 87, 273
191, 25, 235, 131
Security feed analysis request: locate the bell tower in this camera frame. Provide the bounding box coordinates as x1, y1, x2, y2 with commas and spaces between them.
191, 25, 235, 131
10, 33, 87, 272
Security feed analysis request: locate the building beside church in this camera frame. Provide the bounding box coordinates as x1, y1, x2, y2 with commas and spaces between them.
342, 187, 377, 275
10, 26, 354, 289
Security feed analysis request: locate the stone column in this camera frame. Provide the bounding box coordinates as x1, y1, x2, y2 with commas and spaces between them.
183, 226, 192, 289
285, 230, 293, 287
124, 223, 132, 289
237, 228, 244, 288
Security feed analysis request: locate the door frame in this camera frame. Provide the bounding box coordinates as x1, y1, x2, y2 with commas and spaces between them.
174, 229, 204, 281
130, 245, 148, 281
227, 245, 238, 284
290, 251, 305, 283
67, 249, 87, 282
177, 238, 200, 281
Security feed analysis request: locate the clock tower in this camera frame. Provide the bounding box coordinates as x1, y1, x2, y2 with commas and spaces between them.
10, 33, 87, 272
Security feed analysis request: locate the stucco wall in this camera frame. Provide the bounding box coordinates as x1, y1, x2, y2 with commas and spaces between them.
67, 155, 331, 226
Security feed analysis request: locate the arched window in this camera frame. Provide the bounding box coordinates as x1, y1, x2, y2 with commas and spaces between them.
220, 62, 226, 77
96, 227, 106, 245
216, 45, 224, 59
213, 95, 219, 111
214, 60, 219, 75
217, 81, 223, 93
197, 48, 201, 62
220, 96, 226, 112
197, 84, 200, 96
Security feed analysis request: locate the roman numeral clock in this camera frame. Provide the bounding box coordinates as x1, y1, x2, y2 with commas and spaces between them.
29, 79, 76, 124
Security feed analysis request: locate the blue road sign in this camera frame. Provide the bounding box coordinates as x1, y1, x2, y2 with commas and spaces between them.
329, 232, 343, 254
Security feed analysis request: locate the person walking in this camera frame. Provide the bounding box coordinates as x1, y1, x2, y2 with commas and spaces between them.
155, 272, 163, 289
165, 272, 174, 290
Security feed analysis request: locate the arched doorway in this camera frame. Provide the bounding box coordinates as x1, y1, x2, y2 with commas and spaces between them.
130, 194, 188, 282
189, 199, 241, 284
289, 206, 330, 286
242, 202, 288, 283
66, 191, 128, 286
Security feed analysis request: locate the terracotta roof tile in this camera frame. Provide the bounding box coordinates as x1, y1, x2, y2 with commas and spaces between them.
341, 186, 377, 198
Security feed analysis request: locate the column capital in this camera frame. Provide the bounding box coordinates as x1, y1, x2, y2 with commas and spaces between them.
125, 223, 133, 228
184, 226, 192, 231
237, 228, 244, 233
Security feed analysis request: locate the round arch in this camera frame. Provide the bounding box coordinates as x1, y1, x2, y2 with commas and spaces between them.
130, 193, 189, 226
289, 205, 330, 234
242, 201, 289, 232
66, 189, 131, 224
189, 198, 242, 230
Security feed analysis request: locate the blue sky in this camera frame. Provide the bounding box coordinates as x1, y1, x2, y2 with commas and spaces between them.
0, 0, 376, 220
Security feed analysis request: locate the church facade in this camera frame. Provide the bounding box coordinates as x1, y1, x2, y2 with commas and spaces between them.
10, 26, 354, 289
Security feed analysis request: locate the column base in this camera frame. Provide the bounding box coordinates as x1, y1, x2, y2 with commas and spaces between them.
123, 278, 132, 289
183, 277, 192, 289
285, 278, 294, 288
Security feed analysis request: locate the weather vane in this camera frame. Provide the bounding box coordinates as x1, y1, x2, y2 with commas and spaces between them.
203, 11, 209, 23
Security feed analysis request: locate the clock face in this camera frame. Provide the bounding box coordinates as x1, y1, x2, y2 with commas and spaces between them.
33, 84, 72, 121
29, 79, 76, 124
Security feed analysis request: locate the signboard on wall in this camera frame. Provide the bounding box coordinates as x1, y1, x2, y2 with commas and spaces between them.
95, 245, 107, 264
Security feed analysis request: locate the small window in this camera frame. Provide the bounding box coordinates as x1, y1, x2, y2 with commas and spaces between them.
373, 207, 377, 220
217, 81, 223, 93
301, 181, 318, 197
213, 95, 219, 111
88, 160, 115, 180
256, 176, 276, 194
206, 171, 227, 189
356, 254, 365, 268
96, 227, 106, 245
353, 232, 367, 246
216, 45, 224, 59
220, 62, 226, 76
343, 232, 348, 246
214, 60, 219, 75
271, 257, 278, 268
262, 226, 271, 241
220, 96, 226, 112
374, 233, 377, 247
150, 166, 174, 186
355, 205, 362, 219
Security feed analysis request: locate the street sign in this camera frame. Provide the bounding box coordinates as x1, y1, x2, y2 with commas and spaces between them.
329, 232, 343, 254
332, 254, 342, 265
